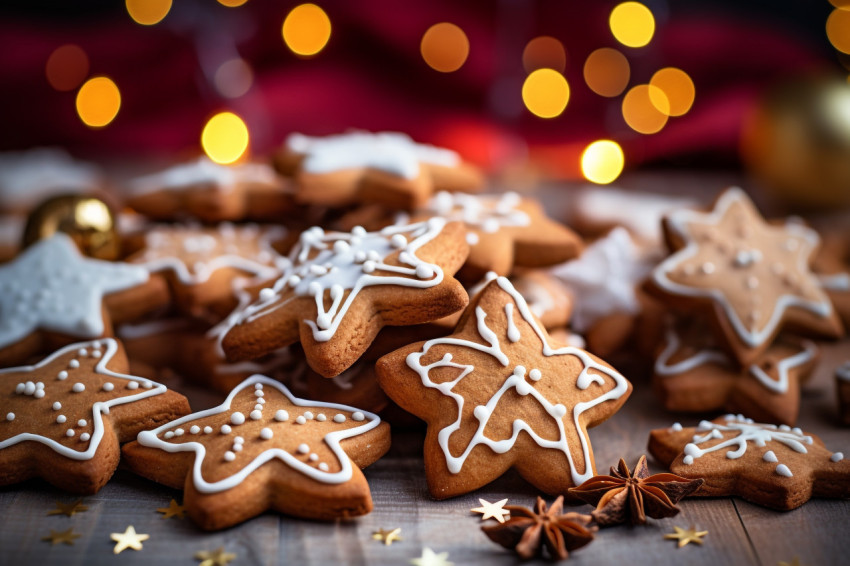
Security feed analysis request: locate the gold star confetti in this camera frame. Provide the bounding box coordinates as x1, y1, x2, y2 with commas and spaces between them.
410, 547, 454, 566
195, 547, 237, 566
41, 528, 81, 545
157, 499, 186, 519
372, 527, 402, 546
470, 498, 510, 523
663, 525, 709, 548
47, 500, 88, 517
779, 558, 804, 566
110, 526, 150, 554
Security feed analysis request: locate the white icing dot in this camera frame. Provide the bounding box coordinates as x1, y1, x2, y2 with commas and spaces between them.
304, 411, 314, 420
221, 425, 232, 434
250, 410, 262, 420
204, 426, 213, 434
254, 383, 264, 390
77, 419, 87, 427
224, 451, 236, 462
274, 410, 289, 422
415, 264, 435, 279
80, 433, 90, 442
515, 381, 532, 396
91, 350, 102, 358
175, 428, 185, 436
190, 426, 201, 434
231, 412, 246, 425
57, 371, 68, 381
254, 390, 264, 397
362, 260, 376, 273
103, 382, 114, 392
390, 234, 407, 248
233, 444, 243, 452
297, 443, 309, 454
671, 422, 683, 431
34, 389, 45, 399
66, 429, 75, 437
77, 348, 88, 357
142, 380, 153, 389
234, 436, 244, 444
551, 404, 567, 418
296, 416, 307, 425
700, 262, 716, 274
309, 453, 318, 461
831, 452, 844, 462
529, 369, 542, 381
319, 463, 329, 472
316, 313, 332, 330
352, 226, 367, 236
68, 359, 80, 369
72, 383, 85, 393
316, 413, 326, 422
513, 366, 526, 377
164, 431, 175, 439
763, 451, 778, 463
15, 383, 24, 394
57, 415, 66, 424
333, 414, 346, 423
52, 402, 61, 410
683, 455, 694, 465
24, 382, 35, 395
260, 427, 273, 440
259, 288, 275, 301
352, 412, 365, 421
254, 404, 264, 412
775, 464, 793, 477
5, 413, 14, 421
333, 240, 350, 254
127, 382, 139, 390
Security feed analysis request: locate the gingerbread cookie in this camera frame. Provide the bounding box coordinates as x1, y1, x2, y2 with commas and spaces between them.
648, 415, 850, 510
218, 219, 469, 377
276, 131, 483, 209
653, 318, 818, 425
650, 187, 842, 365
122, 375, 391, 529
125, 223, 289, 314
510, 270, 573, 330
375, 275, 632, 499
0, 234, 169, 366
414, 191, 583, 281
125, 157, 294, 222
837, 362, 850, 426
0, 338, 189, 493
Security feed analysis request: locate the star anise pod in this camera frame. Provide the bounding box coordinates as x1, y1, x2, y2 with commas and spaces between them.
481, 496, 596, 561
568, 455, 704, 527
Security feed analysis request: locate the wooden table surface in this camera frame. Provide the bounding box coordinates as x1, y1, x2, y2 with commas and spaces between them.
1, 173, 849, 566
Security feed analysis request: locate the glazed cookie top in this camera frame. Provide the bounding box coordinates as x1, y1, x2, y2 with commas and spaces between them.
653, 187, 836, 350
137, 375, 382, 492
0, 234, 149, 350
423, 191, 530, 246
128, 157, 279, 195
287, 131, 459, 179
0, 338, 167, 460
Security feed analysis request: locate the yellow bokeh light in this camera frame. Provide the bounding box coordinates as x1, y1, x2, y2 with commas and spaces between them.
46, 44, 89, 92
583, 47, 630, 98
76, 77, 121, 128
649, 67, 695, 116
827, 8, 850, 55
125, 0, 171, 26
421, 23, 470, 73
522, 36, 566, 73
622, 84, 668, 134
282, 4, 331, 57
610, 2, 655, 48
201, 112, 250, 165
218, 0, 249, 6
522, 69, 570, 119
581, 140, 625, 184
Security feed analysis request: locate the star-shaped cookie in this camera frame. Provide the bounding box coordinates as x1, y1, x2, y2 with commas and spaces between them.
648, 415, 850, 510
126, 223, 289, 314
651, 187, 842, 365
122, 375, 391, 530
375, 276, 632, 499
415, 191, 583, 282
0, 234, 168, 366
0, 338, 189, 493
275, 131, 483, 209
653, 318, 818, 425
217, 218, 469, 377
125, 157, 296, 222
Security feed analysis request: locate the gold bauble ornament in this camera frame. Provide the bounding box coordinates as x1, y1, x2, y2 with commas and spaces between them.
741, 77, 850, 210
22, 195, 120, 260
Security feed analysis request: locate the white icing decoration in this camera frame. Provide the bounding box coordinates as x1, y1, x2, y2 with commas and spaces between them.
424, 191, 530, 240
116, 318, 191, 341
652, 188, 833, 348
5, 413, 13, 421
136, 375, 381, 491
295, 416, 306, 425
0, 234, 149, 349
404, 276, 630, 486
77, 419, 86, 427
504, 304, 520, 343
221, 425, 232, 434
819, 272, 850, 292
671, 422, 683, 431
297, 443, 309, 454
127, 382, 139, 390
224, 451, 236, 462
80, 433, 90, 442
0, 339, 166, 460
763, 450, 778, 463
286, 131, 459, 179
103, 382, 114, 392
190, 426, 200, 434
57, 371, 67, 381
0, 148, 100, 208
52, 402, 61, 410
333, 414, 346, 423
72, 383, 85, 393
274, 410, 289, 422
831, 452, 844, 462
775, 464, 793, 477
204, 426, 213, 434
128, 157, 279, 195
550, 227, 652, 333
260, 428, 273, 440
216, 219, 448, 344
230, 412, 245, 425
319, 462, 329, 471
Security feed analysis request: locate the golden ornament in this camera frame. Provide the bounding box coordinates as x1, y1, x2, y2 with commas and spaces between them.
22, 195, 120, 260
741, 77, 850, 210
156, 498, 186, 519
195, 547, 237, 566
42, 528, 81, 546
110, 525, 149, 554
663, 525, 709, 548
371, 527, 403, 546
470, 498, 510, 523
47, 499, 89, 517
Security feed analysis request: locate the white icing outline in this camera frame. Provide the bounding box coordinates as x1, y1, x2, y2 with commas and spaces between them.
652, 188, 833, 348
0, 234, 149, 349
136, 375, 381, 492
819, 273, 850, 292
404, 276, 630, 486
128, 157, 279, 195
424, 191, 530, 239
0, 339, 167, 460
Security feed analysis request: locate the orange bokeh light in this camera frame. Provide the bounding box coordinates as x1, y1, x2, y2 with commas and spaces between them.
421, 22, 470, 73
522, 36, 567, 73
46, 44, 89, 92
622, 84, 668, 134
583, 48, 630, 98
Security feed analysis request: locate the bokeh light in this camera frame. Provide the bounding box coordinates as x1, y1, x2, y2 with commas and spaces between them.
583, 48, 630, 97
125, 0, 171, 26
201, 112, 250, 164
827, 8, 850, 55
522, 36, 567, 73
76, 77, 121, 128
218, 0, 249, 6
581, 140, 625, 184
421, 23, 470, 73
649, 67, 695, 116
282, 4, 332, 57
829, 0, 850, 8
622, 84, 668, 134
214, 58, 254, 99
609, 2, 655, 48
46, 44, 89, 92
522, 69, 570, 118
